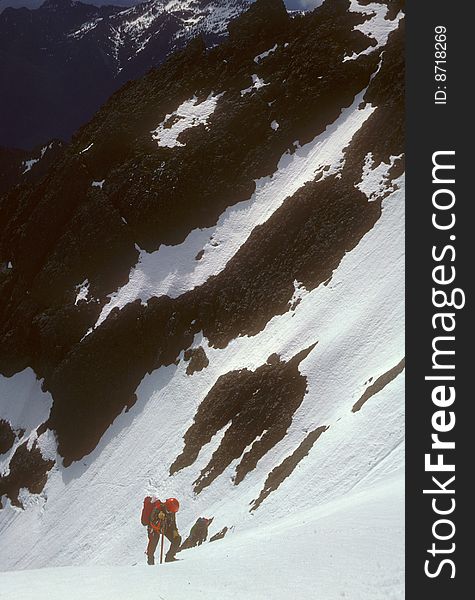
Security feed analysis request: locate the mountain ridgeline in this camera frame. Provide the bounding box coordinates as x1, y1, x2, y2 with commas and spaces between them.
0, 0, 404, 505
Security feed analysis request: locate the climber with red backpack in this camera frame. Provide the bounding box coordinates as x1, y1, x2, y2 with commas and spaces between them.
141, 496, 182, 565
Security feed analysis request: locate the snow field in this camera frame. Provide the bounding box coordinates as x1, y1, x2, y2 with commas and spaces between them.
0, 173, 404, 583
0, 471, 403, 600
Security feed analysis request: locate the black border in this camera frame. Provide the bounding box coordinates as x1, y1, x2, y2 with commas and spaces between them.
406, 0, 472, 595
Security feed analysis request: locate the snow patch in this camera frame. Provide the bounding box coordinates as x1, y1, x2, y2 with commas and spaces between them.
357, 152, 402, 201
254, 44, 278, 63
21, 142, 54, 174
0, 369, 53, 475
79, 143, 94, 154
22, 158, 39, 174
288, 280, 308, 309
343, 0, 403, 62
271, 120, 279, 131
151, 93, 224, 148
36, 429, 58, 463
75, 280, 90, 305
241, 74, 268, 96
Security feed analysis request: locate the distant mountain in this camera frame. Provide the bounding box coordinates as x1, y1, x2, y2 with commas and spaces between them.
0, 0, 141, 13
0, 0, 307, 13
0, 0, 253, 149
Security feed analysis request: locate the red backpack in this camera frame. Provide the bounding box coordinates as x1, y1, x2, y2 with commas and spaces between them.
141, 496, 159, 526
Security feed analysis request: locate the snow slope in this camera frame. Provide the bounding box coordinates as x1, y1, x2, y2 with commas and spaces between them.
0, 473, 403, 600
0, 174, 404, 596
0, 2, 404, 598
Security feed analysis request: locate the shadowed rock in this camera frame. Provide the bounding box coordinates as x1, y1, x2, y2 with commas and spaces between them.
0, 419, 15, 455
0, 441, 54, 507
251, 425, 328, 511
352, 357, 405, 412
171, 345, 316, 492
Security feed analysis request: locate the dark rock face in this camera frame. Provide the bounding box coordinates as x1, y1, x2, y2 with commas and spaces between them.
250, 425, 328, 510
0, 441, 54, 506
180, 516, 214, 550
184, 346, 209, 376
0, 0, 252, 149
352, 358, 405, 412
171, 346, 314, 492
0, 419, 16, 454
0, 140, 64, 197
209, 526, 228, 542
0, 0, 404, 473
0, 148, 28, 196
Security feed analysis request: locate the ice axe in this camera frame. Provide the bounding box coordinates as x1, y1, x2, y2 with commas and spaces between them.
160, 526, 165, 564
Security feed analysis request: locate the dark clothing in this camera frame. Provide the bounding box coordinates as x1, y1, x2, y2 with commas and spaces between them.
145, 502, 181, 564
147, 524, 182, 563
150, 504, 178, 533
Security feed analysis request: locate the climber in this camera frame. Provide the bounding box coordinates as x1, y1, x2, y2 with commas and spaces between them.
141, 496, 182, 565
181, 517, 214, 550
